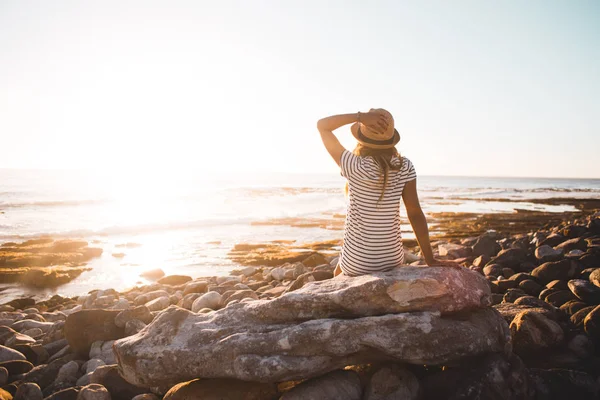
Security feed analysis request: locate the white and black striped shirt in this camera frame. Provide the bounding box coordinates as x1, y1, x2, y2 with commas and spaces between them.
339, 150, 417, 276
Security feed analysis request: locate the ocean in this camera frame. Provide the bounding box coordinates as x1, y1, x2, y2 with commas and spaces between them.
1, 168, 599, 301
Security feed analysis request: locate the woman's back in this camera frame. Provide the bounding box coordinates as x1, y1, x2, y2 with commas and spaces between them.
339, 149, 416, 276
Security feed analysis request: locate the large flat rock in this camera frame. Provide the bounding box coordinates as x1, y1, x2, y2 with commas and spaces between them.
114, 268, 506, 392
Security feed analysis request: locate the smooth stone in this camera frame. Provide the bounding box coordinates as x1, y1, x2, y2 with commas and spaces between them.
572, 306, 595, 328
85, 359, 106, 375
14, 382, 43, 400
144, 297, 170, 312
157, 275, 192, 286
0, 366, 7, 386
89, 341, 116, 365
76, 384, 111, 400
531, 260, 578, 283
472, 235, 500, 258
567, 334, 595, 358
589, 268, 600, 288
483, 264, 504, 278
554, 237, 588, 253
438, 243, 471, 259
134, 290, 170, 307
64, 310, 123, 356
568, 279, 600, 304
10, 319, 54, 334
163, 378, 277, 400
535, 245, 563, 263
363, 364, 419, 400
115, 306, 153, 328
43, 387, 80, 400
5, 332, 36, 347
280, 370, 362, 400
125, 320, 147, 336
518, 280, 542, 296
560, 300, 587, 316
182, 281, 208, 296
56, 360, 80, 384
0, 345, 26, 362
584, 305, 600, 339
270, 267, 285, 281
488, 248, 527, 269
546, 280, 568, 290
139, 269, 165, 281
131, 395, 160, 400
545, 290, 577, 307
0, 359, 34, 375
510, 310, 564, 354
90, 364, 147, 400
503, 288, 526, 303
191, 292, 222, 313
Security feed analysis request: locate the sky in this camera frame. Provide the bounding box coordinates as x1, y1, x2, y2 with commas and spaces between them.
0, 0, 599, 178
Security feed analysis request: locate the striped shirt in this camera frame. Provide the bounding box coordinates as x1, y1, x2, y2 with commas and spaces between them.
339, 150, 417, 276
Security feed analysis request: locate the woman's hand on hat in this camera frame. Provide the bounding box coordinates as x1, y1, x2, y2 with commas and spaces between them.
359, 112, 389, 134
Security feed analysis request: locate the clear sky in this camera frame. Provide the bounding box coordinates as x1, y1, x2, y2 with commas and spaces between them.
1, 0, 598, 178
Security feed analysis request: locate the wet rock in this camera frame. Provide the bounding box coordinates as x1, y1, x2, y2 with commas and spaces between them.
14, 382, 43, 400
115, 306, 153, 328
64, 310, 123, 356
535, 245, 563, 263
281, 370, 362, 400
191, 291, 222, 312
157, 275, 192, 286
532, 260, 578, 283
114, 268, 506, 392
421, 353, 529, 400
163, 378, 278, 400
363, 364, 419, 400
510, 310, 564, 354
528, 368, 599, 400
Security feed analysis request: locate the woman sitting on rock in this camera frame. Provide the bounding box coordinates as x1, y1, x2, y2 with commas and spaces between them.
317, 109, 456, 276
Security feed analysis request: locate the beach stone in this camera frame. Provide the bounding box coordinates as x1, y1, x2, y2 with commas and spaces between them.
223, 290, 258, 305
571, 306, 595, 328
363, 364, 419, 400
589, 269, 600, 288
23, 328, 44, 338
510, 310, 563, 354
540, 233, 566, 248
495, 279, 517, 292
0, 367, 7, 386
134, 291, 170, 307
528, 369, 599, 400
438, 243, 471, 259
270, 267, 285, 281
538, 287, 558, 301
191, 292, 222, 313
584, 305, 600, 340
568, 279, 600, 304
301, 253, 328, 269
178, 293, 201, 310
163, 378, 277, 400
132, 395, 159, 400
90, 364, 147, 400
535, 245, 563, 263
580, 251, 600, 269
115, 306, 153, 328
76, 384, 110, 400
44, 339, 68, 357
0, 359, 33, 375
285, 271, 334, 293
64, 310, 123, 356
488, 248, 527, 269
5, 332, 36, 347
503, 288, 526, 303
125, 320, 146, 336
280, 370, 362, 400
10, 319, 54, 334
546, 279, 568, 290
44, 387, 80, 400
89, 341, 116, 365
157, 275, 192, 286
568, 334, 594, 358
513, 296, 554, 312
560, 300, 587, 315
85, 359, 106, 374
421, 353, 529, 400
545, 290, 577, 307
483, 264, 504, 278
0, 345, 26, 362
114, 268, 507, 392
140, 269, 165, 280
518, 279, 542, 296
55, 360, 79, 385
472, 234, 500, 258
144, 296, 170, 312
472, 255, 490, 268
555, 237, 588, 253
14, 382, 43, 400
182, 281, 208, 296
532, 259, 578, 283
563, 224, 588, 238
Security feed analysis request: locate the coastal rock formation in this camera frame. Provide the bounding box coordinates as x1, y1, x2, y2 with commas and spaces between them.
113, 267, 509, 392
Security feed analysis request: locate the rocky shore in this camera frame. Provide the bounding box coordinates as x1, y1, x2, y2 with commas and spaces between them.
0, 211, 599, 399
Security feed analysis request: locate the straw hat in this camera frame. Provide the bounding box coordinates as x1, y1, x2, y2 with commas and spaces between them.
350, 108, 400, 149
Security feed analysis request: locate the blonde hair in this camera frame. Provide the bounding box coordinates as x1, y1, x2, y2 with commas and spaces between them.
344, 144, 403, 202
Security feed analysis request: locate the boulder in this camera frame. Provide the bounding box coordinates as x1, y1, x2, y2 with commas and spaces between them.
64, 310, 123, 356
163, 378, 277, 400
532, 260, 578, 283
280, 370, 362, 400
114, 268, 508, 392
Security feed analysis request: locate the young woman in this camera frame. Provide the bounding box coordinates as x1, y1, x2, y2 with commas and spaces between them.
317, 109, 457, 276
